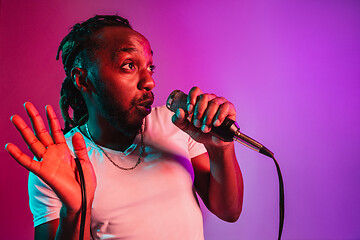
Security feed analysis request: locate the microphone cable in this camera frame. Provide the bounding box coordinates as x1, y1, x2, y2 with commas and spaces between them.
231, 131, 285, 240
232, 134, 284, 240
271, 155, 284, 240
74, 157, 86, 240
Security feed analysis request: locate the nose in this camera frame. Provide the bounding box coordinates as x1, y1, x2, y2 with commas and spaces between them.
138, 70, 155, 91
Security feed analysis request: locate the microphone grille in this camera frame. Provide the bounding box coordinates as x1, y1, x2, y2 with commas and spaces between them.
166, 90, 188, 113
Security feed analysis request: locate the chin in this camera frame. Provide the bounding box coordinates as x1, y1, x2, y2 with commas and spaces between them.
120, 112, 146, 135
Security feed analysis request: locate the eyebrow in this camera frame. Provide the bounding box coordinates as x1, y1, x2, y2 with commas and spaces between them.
118, 47, 137, 53
116, 47, 154, 56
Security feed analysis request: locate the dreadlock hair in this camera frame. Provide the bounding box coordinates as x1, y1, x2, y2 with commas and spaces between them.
57, 15, 132, 133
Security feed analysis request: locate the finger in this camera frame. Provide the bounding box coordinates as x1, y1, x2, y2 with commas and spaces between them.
72, 133, 97, 205
187, 87, 203, 114
72, 133, 94, 185
172, 108, 206, 141
5, 143, 41, 174
46, 105, 66, 144
11, 115, 46, 160
193, 93, 217, 129
24, 102, 54, 147
72, 132, 89, 162
201, 97, 227, 133
171, 108, 188, 131
213, 102, 237, 127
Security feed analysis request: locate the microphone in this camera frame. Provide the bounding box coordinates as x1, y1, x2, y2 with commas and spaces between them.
166, 90, 274, 158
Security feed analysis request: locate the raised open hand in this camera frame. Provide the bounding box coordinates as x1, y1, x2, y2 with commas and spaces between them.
5, 102, 96, 213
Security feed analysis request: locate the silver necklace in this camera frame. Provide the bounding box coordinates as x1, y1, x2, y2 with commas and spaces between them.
85, 123, 143, 170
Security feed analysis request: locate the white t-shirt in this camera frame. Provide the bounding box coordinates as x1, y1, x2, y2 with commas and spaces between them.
28, 105, 207, 240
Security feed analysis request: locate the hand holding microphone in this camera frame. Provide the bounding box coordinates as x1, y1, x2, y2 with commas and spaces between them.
167, 87, 273, 157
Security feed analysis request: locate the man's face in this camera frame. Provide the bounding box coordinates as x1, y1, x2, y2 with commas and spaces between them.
87, 26, 155, 134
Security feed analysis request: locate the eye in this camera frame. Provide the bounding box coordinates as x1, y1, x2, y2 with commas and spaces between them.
148, 65, 156, 73
121, 62, 135, 71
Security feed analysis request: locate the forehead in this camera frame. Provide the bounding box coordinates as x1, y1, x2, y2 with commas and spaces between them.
93, 26, 152, 56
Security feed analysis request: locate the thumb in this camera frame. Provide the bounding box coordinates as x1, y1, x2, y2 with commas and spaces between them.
171, 108, 198, 134
72, 132, 89, 162
172, 108, 188, 131
72, 132, 96, 195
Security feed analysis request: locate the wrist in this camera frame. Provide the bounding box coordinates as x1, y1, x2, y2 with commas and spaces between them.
205, 142, 236, 165
56, 206, 92, 240
205, 141, 234, 154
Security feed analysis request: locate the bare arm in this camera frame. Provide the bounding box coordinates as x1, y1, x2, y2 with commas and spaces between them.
35, 219, 59, 240
5, 103, 96, 240
172, 87, 244, 222
34, 210, 92, 240
191, 146, 243, 222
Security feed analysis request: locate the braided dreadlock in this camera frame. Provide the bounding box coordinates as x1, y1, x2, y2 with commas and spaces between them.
57, 15, 132, 133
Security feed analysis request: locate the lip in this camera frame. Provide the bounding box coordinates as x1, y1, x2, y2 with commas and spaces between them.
138, 98, 154, 107
138, 93, 154, 107
136, 104, 152, 115
136, 97, 154, 115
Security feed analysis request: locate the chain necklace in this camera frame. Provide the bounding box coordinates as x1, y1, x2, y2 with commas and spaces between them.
85, 123, 144, 170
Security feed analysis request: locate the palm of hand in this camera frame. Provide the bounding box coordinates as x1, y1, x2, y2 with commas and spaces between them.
39, 143, 91, 212
6, 103, 96, 213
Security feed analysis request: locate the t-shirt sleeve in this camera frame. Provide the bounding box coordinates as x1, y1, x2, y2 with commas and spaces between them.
28, 171, 62, 227
188, 136, 207, 159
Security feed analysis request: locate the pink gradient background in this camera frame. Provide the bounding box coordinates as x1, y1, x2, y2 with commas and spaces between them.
1, 0, 359, 239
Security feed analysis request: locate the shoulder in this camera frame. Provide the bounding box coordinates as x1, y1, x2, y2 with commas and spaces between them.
145, 105, 207, 159
145, 105, 180, 135
148, 105, 174, 122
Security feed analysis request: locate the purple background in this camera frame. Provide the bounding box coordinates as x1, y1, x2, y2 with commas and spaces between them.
1, 0, 359, 239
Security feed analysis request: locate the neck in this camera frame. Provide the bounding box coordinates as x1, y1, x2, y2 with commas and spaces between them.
82, 115, 141, 152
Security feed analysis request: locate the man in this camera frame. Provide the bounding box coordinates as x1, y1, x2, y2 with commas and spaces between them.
5, 15, 243, 239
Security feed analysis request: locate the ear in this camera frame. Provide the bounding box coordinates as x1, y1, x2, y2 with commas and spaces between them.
71, 67, 90, 92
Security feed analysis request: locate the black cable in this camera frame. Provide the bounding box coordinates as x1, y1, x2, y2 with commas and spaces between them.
271, 155, 284, 240
258, 146, 284, 239
74, 157, 87, 240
